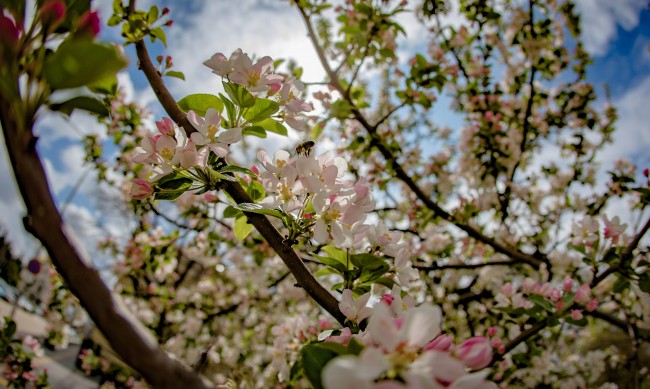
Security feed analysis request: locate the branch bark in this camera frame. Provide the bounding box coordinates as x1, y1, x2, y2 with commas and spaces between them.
0, 96, 213, 388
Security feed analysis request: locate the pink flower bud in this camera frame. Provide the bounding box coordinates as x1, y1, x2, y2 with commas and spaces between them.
162, 7, 170, 15
318, 319, 332, 330
424, 334, 453, 351
574, 284, 591, 303
250, 165, 260, 175
501, 283, 513, 297
456, 336, 493, 370
563, 276, 573, 292
165, 19, 174, 27
130, 179, 153, 200
0, 13, 20, 46
381, 293, 395, 306
203, 193, 218, 202
556, 300, 565, 310
549, 288, 561, 302
487, 327, 497, 337
570, 309, 583, 321
155, 117, 175, 136
522, 278, 535, 293
77, 10, 100, 37
644, 168, 649, 177
156, 55, 163, 63
586, 299, 598, 312
39, 1, 66, 26
491, 338, 503, 349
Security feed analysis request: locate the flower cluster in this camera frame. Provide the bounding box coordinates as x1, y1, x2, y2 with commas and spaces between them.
321, 290, 496, 388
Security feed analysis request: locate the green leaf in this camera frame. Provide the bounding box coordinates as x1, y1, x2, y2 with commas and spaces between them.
156, 172, 193, 190
246, 180, 266, 201
234, 216, 254, 240
358, 262, 390, 283
350, 253, 381, 269
255, 118, 288, 136
219, 165, 257, 176
639, 272, 650, 293
223, 205, 243, 219
49, 96, 108, 117
314, 267, 340, 278
223, 81, 255, 108
177, 94, 224, 116
219, 93, 236, 128
528, 295, 555, 313
87, 75, 118, 95
243, 98, 279, 123
234, 203, 285, 219
44, 40, 127, 90
147, 5, 159, 23
155, 189, 186, 201
207, 168, 237, 182
243, 126, 268, 138
322, 246, 347, 264
312, 254, 347, 273
300, 344, 339, 389
165, 71, 185, 80
150, 26, 167, 46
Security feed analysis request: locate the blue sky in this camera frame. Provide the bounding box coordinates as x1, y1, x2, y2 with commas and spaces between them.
0, 0, 649, 264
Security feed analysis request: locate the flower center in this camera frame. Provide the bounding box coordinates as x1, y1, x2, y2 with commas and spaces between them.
279, 183, 292, 202
322, 208, 341, 223
160, 147, 174, 160
207, 124, 219, 138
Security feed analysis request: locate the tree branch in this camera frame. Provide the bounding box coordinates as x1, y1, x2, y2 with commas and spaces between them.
414, 260, 515, 271
0, 97, 212, 389
128, 0, 345, 326
296, 4, 543, 269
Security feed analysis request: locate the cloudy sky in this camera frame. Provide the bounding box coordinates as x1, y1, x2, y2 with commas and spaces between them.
0, 0, 648, 265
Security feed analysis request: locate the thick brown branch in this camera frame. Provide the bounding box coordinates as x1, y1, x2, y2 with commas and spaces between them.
0, 101, 212, 388
296, 4, 543, 269
129, 1, 344, 325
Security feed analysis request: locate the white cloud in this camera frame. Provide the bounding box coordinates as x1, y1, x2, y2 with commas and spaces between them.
598, 75, 650, 168
575, 0, 646, 56
164, 1, 325, 98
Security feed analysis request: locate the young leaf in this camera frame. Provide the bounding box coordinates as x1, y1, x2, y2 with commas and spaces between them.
165, 71, 185, 80
234, 216, 254, 240
255, 118, 288, 136
49, 96, 109, 117
223, 81, 255, 108
243, 98, 279, 123
44, 40, 127, 90
219, 165, 257, 176
243, 126, 267, 138
177, 94, 224, 116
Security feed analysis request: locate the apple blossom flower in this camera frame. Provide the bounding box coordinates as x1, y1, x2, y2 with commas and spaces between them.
570, 310, 584, 321
366, 301, 441, 353
203, 51, 235, 77
455, 336, 492, 370
188, 109, 241, 158
339, 289, 373, 323
424, 334, 454, 351
574, 284, 591, 303
603, 215, 627, 244
155, 117, 175, 136
322, 347, 391, 389
229, 51, 283, 93
130, 179, 153, 200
